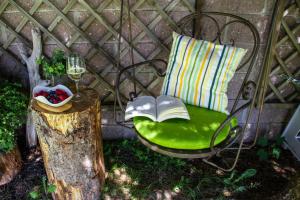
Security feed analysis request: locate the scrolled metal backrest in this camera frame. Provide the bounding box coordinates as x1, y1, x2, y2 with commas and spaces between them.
115, 12, 260, 117
178, 12, 260, 115
115, 59, 167, 112
177, 12, 260, 72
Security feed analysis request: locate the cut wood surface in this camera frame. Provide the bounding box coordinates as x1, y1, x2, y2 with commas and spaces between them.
0, 146, 22, 186
32, 89, 105, 200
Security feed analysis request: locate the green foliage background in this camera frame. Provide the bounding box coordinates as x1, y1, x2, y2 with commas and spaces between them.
256, 136, 284, 161
36, 49, 66, 77
0, 82, 27, 152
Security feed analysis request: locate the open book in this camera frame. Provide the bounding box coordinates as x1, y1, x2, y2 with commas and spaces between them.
125, 95, 190, 122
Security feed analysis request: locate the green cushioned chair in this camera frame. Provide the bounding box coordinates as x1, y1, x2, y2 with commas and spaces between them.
114, 12, 261, 171
134, 105, 238, 150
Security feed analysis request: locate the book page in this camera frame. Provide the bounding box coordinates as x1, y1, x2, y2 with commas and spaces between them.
156, 95, 190, 122
125, 96, 157, 121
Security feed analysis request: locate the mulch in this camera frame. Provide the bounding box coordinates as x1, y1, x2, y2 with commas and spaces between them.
0, 130, 300, 200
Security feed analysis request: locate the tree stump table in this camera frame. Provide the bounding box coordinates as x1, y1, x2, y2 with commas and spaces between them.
0, 146, 22, 185
32, 89, 105, 200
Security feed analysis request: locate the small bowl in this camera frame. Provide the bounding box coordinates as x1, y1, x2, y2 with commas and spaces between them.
33, 84, 73, 107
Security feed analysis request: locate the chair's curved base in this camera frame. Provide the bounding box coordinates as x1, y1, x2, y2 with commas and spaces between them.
136, 132, 219, 159
136, 130, 253, 172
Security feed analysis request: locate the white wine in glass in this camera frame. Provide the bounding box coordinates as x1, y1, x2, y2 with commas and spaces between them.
67, 54, 86, 101
68, 68, 86, 81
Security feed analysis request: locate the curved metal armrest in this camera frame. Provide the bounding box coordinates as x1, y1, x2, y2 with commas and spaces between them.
209, 102, 251, 151
115, 59, 168, 111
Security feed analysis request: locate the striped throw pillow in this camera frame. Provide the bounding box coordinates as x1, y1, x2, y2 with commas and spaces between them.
161, 32, 247, 114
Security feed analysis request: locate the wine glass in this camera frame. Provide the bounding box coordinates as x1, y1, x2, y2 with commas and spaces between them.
67, 54, 86, 101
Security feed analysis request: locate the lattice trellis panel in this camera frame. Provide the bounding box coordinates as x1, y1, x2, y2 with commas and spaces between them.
266, 0, 300, 103
0, 0, 195, 102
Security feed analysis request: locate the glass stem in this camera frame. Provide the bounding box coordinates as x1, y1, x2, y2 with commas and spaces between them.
51, 75, 55, 86
75, 80, 80, 96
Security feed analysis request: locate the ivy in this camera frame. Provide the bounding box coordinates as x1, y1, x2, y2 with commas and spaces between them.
256, 136, 284, 161
36, 49, 66, 78
0, 82, 28, 153
29, 176, 56, 200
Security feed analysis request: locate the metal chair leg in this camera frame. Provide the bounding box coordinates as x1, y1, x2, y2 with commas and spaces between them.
202, 135, 246, 172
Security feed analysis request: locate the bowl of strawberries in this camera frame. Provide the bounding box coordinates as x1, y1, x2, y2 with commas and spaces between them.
33, 85, 73, 107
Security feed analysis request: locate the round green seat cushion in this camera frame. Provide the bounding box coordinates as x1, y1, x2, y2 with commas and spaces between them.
133, 105, 238, 150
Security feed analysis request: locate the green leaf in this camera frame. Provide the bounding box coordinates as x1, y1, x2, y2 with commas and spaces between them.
42, 176, 47, 195
235, 186, 247, 193
223, 178, 232, 185
48, 68, 54, 73
36, 58, 42, 65
224, 170, 237, 185
276, 136, 284, 146
257, 149, 269, 161
235, 169, 256, 182
39, 49, 66, 77
29, 191, 40, 199
272, 147, 281, 159
47, 184, 56, 193
257, 137, 268, 147
0, 82, 27, 152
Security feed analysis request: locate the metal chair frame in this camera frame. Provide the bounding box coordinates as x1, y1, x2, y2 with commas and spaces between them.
114, 11, 262, 171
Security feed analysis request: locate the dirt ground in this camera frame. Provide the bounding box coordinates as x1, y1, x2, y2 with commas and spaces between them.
0, 131, 300, 200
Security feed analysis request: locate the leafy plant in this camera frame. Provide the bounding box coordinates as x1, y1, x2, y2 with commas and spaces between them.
256, 136, 284, 161
172, 176, 191, 193
102, 139, 189, 199
36, 49, 66, 78
223, 169, 258, 193
116, 139, 187, 171
102, 140, 259, 200
192, 168, 258, 200
0, 82, 27, 152
29, 176, 56, 200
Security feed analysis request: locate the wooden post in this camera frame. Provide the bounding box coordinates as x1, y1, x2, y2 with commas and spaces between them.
17, 28, 49, 147
32, 89, 105, 200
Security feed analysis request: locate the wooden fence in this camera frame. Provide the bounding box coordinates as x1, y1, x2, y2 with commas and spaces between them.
264, 0, 300, 103
0, 0, 299, 138
0, 0, 194, 102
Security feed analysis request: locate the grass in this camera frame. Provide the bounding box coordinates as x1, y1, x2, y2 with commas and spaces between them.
102, 139, 259, 200
1, 138, 298, 200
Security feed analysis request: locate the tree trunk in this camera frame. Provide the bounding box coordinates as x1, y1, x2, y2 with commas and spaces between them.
32, 89, 105, 200
292, 176, 300, 199
0, 146, 22, 185
17, 28, 49, 147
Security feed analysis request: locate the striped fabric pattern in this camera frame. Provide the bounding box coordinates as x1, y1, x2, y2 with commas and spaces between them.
161, 32, 247, 114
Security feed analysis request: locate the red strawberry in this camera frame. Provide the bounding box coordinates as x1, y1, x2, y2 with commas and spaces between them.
56, 89, 67, 96
52, 99, 59, 104
55, 89, 62, 95
58, 95, 67, 101
39, 91, 48, 97
35, 91, 45, 97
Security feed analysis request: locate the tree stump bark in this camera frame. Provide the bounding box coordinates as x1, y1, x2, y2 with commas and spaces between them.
0, 146, 22, 185
32, 89, 105, 200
